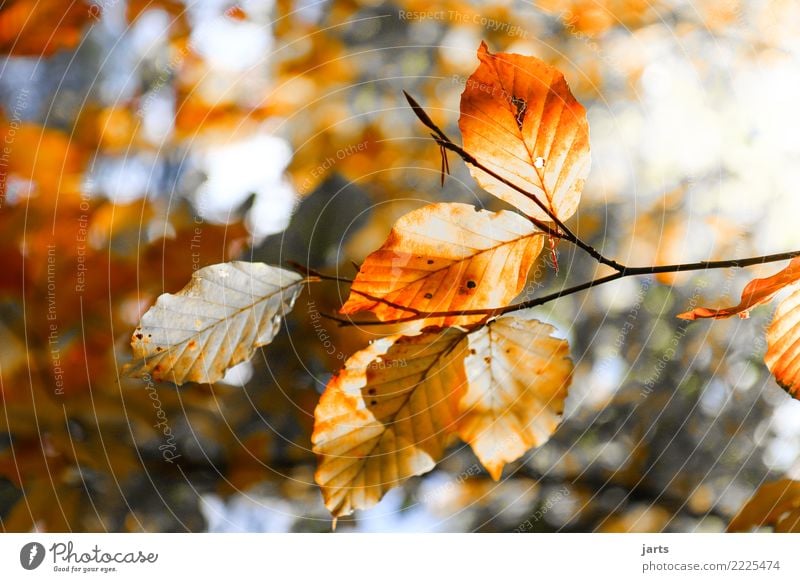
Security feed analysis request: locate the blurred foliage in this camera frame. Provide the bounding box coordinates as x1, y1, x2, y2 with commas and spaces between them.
0, 0, 799, 532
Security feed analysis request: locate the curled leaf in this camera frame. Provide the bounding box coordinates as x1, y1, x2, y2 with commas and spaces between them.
677, 258, 800, 320
459, 41, 590, 222
124, 262, 304, 385
458, 317, 572, 480
312, 330, 468, 517
340, 202, 544, 327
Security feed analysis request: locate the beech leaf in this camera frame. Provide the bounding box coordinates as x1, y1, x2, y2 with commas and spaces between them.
458, 317, 573, 480
765, 287, 800, 399
677, 258, 800, 320
340, 202, 544, 327
459, 41, 590, 222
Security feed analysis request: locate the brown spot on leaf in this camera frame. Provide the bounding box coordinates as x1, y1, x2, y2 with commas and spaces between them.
466, 280, 477, 289
511, 96, 527, 130
424, 293, 433, 299
135, 333, 143, 340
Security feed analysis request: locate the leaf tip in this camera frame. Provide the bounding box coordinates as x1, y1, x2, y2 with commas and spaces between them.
487, 464, 503, 481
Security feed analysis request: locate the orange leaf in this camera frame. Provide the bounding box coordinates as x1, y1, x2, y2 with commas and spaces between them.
728, 479, 800, 532
458, 42, 590, 222
677, 258, 800, 320
765, 287, 800, 398
340, 203, 544, 328
0, 0, 96, 57
312, 330, 468, 517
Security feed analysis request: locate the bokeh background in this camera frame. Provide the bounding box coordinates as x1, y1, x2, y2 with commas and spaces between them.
1, 0, 800, 532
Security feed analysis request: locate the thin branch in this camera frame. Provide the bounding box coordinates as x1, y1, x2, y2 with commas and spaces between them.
286, 260, 351, 284
329, 249, 800, 327
288, 260, 427, 320
403, 91, 625, 271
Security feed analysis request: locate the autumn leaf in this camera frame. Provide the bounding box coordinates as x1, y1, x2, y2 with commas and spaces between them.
728, 479, 800, 532
124, 262, 304, 385
312, 330, 468, 517
459, 41, 590, 222
458, 317, 573, 480
340, 203, 545, 327
765, 287, 800, 398
677, 258, 800, 320
313, 317, 573, 516
0, 119, 86, 201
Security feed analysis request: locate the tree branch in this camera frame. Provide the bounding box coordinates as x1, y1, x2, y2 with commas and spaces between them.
328, 249, 800, 327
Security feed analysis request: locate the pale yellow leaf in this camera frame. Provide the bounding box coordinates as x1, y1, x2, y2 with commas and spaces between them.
124, 262, 303, 385
458, 317, 572, 480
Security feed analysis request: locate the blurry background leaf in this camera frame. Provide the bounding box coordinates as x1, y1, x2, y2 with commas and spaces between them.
728, 479, 800, 532
313, 330, 468, 517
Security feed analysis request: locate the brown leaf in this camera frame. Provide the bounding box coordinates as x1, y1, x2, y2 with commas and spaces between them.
312, 330, 468, 517
677, 258, 800, 320
340, 203, 544, 327
458, 317, 573, 480
728, 479, 800, 532
459, 42, 590, 222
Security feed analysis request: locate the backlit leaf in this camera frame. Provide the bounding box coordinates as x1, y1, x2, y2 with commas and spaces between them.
341, 202, 544, 327
312, 330, 468, 517
124, 262, 304, 385
765, 287, 800, 399
678, 258, 800, 320
459, 41, 590, 222
728, 479, 800, 532
458, 317, 572, 480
